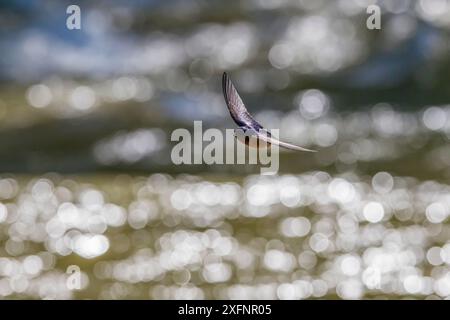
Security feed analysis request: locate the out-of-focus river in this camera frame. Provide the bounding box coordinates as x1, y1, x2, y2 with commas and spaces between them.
0, 0, 450, 299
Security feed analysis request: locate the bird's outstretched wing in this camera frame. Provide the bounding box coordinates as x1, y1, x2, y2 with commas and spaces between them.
222, 72, 263, 130
256, 130, 317, 152
222, 72, 316, 153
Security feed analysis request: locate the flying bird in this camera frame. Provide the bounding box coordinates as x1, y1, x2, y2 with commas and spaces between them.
222, 72, 316, 152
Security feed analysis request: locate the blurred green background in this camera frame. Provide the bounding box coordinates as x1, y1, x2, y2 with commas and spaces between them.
0, 0, 449, 299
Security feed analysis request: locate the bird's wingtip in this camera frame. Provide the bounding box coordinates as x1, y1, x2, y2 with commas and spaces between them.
295, 146, 317, 153
222, 72, 229, 85
222, 72, 228, 95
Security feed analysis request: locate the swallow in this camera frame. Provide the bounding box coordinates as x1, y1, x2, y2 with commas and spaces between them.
222, 72, 316, 152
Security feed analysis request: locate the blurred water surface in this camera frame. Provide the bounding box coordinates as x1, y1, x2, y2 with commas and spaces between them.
0, 0, 450, 299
